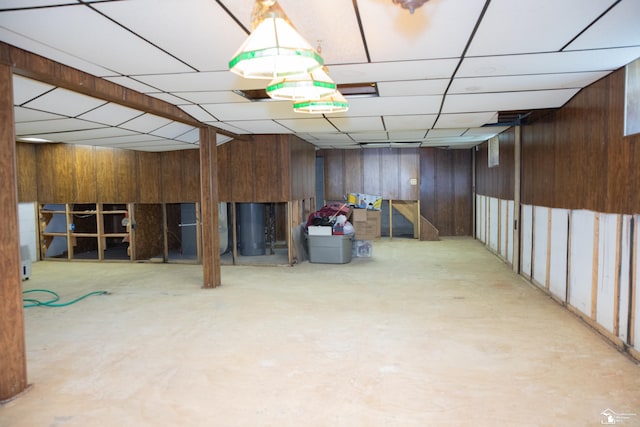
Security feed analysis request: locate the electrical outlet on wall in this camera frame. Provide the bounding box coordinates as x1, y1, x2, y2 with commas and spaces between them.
409, 178, 417, 185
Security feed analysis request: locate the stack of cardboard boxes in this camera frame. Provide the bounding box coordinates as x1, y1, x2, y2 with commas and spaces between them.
351, 208, 380, 258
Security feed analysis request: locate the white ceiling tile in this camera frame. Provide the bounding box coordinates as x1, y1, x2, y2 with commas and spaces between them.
329, 117, 384, 133
179, 105, 217, 123
388, 131, 428, 142
174, 128, 200, 144
173, 91, 249, 104
77, 103, 143, 126
307, 133, 354, 143
34, 127, 139, 143
15, 118, 105, 135
442, 89, 581, 114
150, 122, 197, 139
329, 59, 459, 84
120, 114, 173, 133
204, 121, 249, 135
134, 71, 262, 93
0, 7, 194, 75
358, 0, 486, 62
224, 120, 292, 134
458, 47, 640, 78
12, 76, 54, 105
275, 118, 336, 133
202, 101, 298, 121
427, 129, 467, 138
449, 71, 610, 94
567, 0, 640, 51
347, 96, 442, 116
22, 88, 107, 117
94, 0, 248, 72
14, 107, 63, 123
464, 127, 510, 137
384, 115, 437, 131
467, 0, 615, 56
378, 80, 449, 97
349, 132, 389, 142
435, 112, 499, 128
0, 28, 116, 77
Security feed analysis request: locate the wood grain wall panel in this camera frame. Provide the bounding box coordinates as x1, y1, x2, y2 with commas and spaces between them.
289, 136, 315, 201
343, 149, 363, 195
323, 149, 345, 201
435, 149, 454, 235
133, 203, 164, 260
160, 151, 183, 203
363, 149, 382, 196
137, 151, 162, 203
420, 148, 473, 236
73, 145, 96, 203
420, 148, 436, 222
453, 150, 473, 236
181, 148, 200, 202
521, 67, 640, 213
35, 144, 57, 203
217, 142, 231, 201
95, 147, 117, 202
476, 128, 515, 201
254, 135, 283, 201
381, 149, 400, 200
399, 148, 419, 200
16, 142, 37, 202
230, 139, 255, 201
115, 149, 137, 202
54, 144, 75, 202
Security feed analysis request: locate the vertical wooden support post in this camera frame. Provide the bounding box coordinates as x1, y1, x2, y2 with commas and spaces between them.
512, 125, 521, 274
0, 63, 28, 402
199, 127, 221, 288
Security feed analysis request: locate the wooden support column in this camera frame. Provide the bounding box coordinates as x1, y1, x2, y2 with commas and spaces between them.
0, 63, 28, 402
199, 127, 221, 288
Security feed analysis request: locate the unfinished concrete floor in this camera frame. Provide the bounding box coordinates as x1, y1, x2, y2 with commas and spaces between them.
2, 237, 639, 426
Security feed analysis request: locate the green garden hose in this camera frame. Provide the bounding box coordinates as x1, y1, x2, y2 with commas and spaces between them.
23, 289, 108, 308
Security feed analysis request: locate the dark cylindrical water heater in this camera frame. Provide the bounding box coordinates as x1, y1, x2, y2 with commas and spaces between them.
237, 203, 266, 256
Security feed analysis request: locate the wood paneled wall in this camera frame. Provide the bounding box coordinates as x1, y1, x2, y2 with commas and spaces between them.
475, 127, 516, 200
420, 148, 473, 236
17, 143, 201, 203
217, 134, 315, 203
521, 68, 640, 213
320, 148, 420, 201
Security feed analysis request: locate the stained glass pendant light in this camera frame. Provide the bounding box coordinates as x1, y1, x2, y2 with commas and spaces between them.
293, 90, 349, 114
228, 0, 324, 79
267, 66, 337, 100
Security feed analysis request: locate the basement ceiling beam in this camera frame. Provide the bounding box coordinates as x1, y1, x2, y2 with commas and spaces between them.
0, 41, 244, 141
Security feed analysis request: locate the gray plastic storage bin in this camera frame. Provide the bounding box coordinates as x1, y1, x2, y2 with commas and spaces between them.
307, 234, 353, 264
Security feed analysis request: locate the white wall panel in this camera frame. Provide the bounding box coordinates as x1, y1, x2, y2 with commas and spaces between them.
488, 197, 499, 252
18, 202, 37, 262
596, 214, 619, 333
476, 195, 485, 243
500, 199, 508, 259
521, 204, 533, 278
569, 210, 596, 317
549, 209, 569, 302
507, 200, 514, 264
617, 216, 632, 342
532, 206, 549, 287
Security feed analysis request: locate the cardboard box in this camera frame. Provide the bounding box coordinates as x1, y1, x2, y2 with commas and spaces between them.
353, 209, 381, 240
307, 225, 332, 236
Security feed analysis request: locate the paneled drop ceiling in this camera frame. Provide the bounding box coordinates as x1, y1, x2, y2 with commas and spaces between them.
1, 0, 639, 151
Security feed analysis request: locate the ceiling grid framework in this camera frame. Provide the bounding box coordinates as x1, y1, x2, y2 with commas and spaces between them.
0, 0, 638, 151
